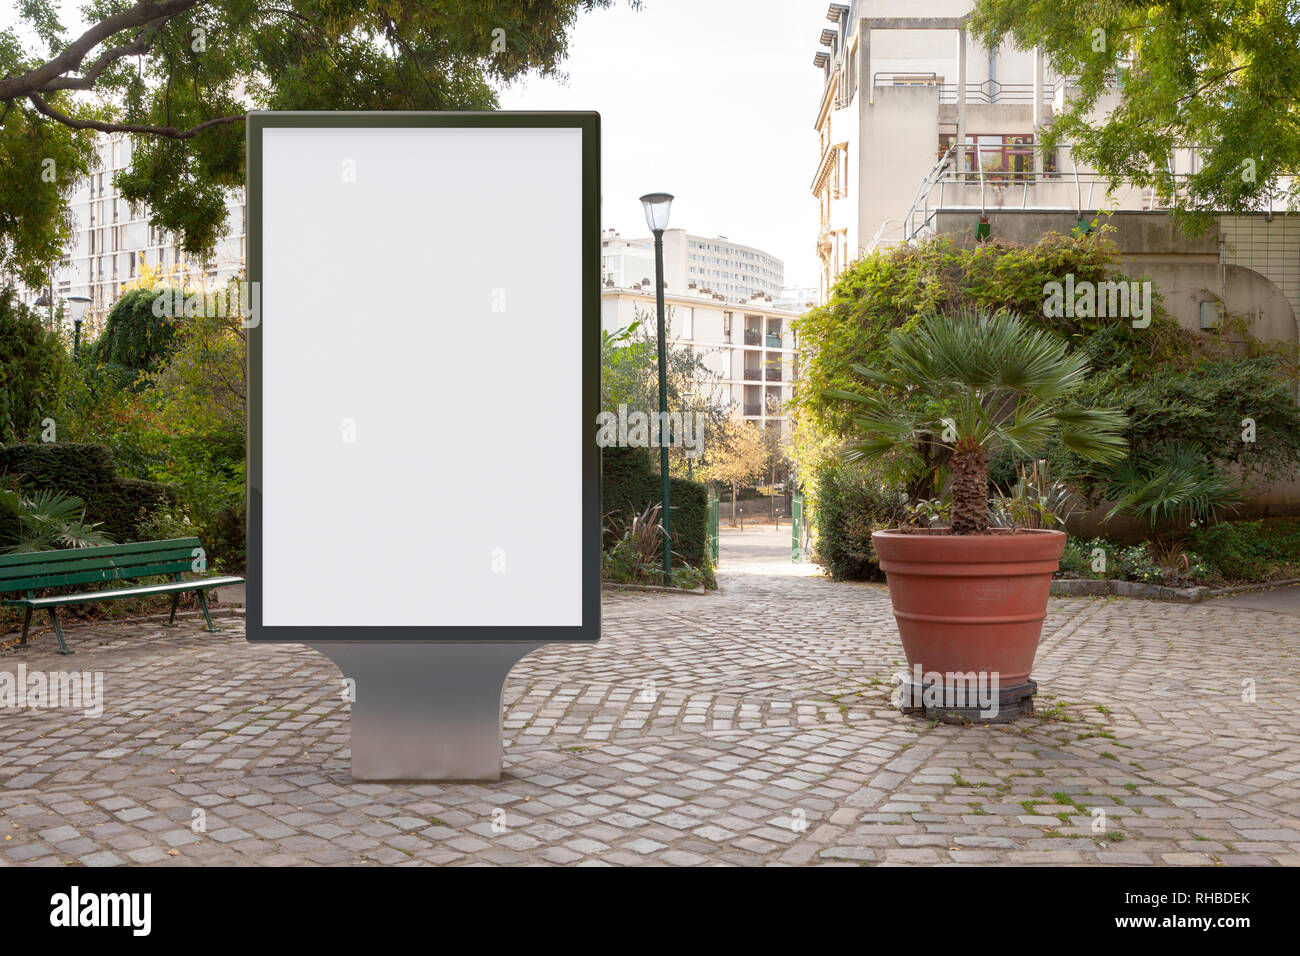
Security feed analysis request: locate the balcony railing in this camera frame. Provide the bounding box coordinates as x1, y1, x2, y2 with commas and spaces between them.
765, 333, 782, 348
743, 329, 762, 346
744, 366, 762, 381
870, 74, 1062, 107
743, 403, 762, 417
765, 368, 782, 382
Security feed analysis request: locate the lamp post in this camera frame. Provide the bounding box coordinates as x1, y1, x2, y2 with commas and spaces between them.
33, 287, 53, 328
64, 295, 92, 357
640, 191, 674, 586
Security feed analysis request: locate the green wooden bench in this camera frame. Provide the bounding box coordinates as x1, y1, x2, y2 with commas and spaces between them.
0, 537, 244, 655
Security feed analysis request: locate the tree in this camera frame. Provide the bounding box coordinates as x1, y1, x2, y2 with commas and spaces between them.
601, 310, 732, 476
969, 0, 1300, 231
0, 0, 637, 285
699, 417, 768, 529
827, 310, 1129, 534
0, 286, 65, 443
85, 286, 181, 385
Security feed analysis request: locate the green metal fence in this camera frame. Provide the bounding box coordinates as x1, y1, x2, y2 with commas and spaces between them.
707, 495, 719, 565
792, 493, 803, 563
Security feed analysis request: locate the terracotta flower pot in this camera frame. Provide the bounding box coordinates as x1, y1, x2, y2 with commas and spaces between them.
871, 529, 1066, 719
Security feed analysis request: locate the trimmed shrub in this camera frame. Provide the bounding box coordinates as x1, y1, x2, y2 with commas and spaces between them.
0, 443, 174, 543
602, 446, 710, 575
809, 460, 901, 581
84, 286, 180, 386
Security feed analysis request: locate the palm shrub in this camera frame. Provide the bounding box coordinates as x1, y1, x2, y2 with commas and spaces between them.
0, 483, 113, 553
1102, 442, 1244, 537
826, 310, 1129, 533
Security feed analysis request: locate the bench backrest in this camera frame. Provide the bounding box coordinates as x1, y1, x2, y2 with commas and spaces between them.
0, 538, 205, 595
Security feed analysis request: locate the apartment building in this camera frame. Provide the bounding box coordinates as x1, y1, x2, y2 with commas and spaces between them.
14, 133, 246, 328
602, 228, 784, 304
601, 282, 799, 437
810, 0, 1300, 353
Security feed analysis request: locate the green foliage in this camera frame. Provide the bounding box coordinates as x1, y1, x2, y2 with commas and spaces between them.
1102, 443, 1245, 533
84, 287, 181, 386
825, 309, 1127, 531
601, 313, 730, 478
793, 233, 1127, 434
145, 307, 246, 570
0, 1, 635, 277
54, 296, 246, 570
970, 0, 1300, 230
0, 482, 113, 553
601, 501, 708, 590
0, 443, 172, 544
989, 461, 1081, 530
1059, 536, 1118, 579
794, 231, 1300, 544
829, 309, 1128, 466
1189, 518, 1300, 582
1059, 535, 1214, 586
601, 445, 713, 587
1115, 544, 1165, 585
808, 459, 901, 581
1080, 354, 1300, 487
0, 286, 65, 443
0, 83, 97, 286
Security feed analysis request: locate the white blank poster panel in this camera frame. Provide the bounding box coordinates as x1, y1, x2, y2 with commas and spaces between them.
260, 126, 584, 627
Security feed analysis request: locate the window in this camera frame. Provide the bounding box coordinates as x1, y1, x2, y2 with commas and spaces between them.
940, 133, 1056, 179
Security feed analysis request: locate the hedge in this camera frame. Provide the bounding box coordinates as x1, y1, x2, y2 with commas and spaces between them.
809, 460, 900, 582
0, 443, 174, 543
601, 445, 709, 569
0, 287, 64, 444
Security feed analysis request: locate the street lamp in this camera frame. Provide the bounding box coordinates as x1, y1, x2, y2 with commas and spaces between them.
64, 295, 92, 357
640, 191, 674, 586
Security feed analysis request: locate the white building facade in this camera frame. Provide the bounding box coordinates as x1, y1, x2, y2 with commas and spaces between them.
602, 228, 784, 304
809, 0, 1300, 353
13, 133, 246, 327
601, 284, 800, 437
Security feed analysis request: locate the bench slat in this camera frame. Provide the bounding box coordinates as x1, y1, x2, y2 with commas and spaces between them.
0, 537, 201, 568
4, 576, 244, 608
0, 559, 201, 594
0, 546, 199, 583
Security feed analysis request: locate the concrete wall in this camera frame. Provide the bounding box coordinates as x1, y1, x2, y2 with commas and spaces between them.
858, 85, 947, 251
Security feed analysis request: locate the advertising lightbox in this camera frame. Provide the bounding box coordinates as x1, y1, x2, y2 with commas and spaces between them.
246, 112, 600, 645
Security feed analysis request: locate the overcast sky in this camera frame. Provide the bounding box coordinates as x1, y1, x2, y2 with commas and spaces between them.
499, 0, 827, 288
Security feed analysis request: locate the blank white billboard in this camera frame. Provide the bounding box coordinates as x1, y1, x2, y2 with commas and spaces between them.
246, 113, 600, 641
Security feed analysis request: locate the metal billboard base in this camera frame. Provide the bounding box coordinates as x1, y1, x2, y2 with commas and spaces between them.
309, 642, 543, 781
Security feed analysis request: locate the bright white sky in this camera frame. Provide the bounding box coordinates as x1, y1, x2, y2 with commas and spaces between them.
498, 0, 826, 288
5, 0, 828, 286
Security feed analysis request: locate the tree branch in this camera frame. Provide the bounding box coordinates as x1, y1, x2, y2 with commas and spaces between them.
26, 92, 242, 139
0, 0, 200, 101
37, 18, 168, 93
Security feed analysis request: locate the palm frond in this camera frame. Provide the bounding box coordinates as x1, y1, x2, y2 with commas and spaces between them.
1103, 444, 1244, 527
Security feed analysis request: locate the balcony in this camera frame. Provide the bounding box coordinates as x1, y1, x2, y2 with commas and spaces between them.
743, 403, 762, 417
744, 366, 762, 381
871, 74, 1062, 108
765, 367, 782, 382
765, 333, 782, 348
743, 329, 762, 346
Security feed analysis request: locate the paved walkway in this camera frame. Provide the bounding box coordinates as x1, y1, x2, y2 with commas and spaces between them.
1, 527, 1297, 866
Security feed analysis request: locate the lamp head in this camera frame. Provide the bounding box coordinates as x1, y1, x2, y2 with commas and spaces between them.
65, 294, 92, 325
639, 192, 674, 233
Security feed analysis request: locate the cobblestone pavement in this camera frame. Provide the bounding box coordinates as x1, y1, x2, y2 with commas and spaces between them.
1, 529, 1298, 866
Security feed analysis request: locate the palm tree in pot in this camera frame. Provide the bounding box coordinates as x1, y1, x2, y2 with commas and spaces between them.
827, 309, 1129, 720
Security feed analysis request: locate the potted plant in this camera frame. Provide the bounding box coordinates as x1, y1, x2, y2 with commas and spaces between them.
827, 310, 1128, 720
